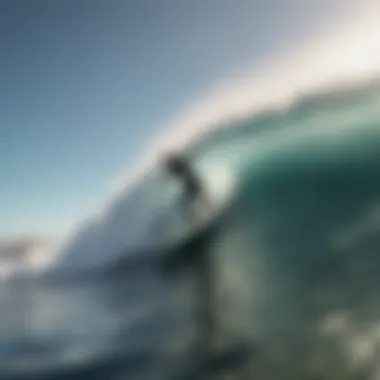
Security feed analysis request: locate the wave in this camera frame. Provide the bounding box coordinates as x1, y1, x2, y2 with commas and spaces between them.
10, 3, 380, 278
38, 78, 380, 278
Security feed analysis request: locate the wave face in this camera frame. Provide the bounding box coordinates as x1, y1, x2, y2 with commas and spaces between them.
44, 81, 380, 277
180, 83, 380, 378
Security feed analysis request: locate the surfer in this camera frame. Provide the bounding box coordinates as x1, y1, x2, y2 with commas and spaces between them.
161, 152, 217, 362
161, 152, 208, 220
160, 153, 251, 376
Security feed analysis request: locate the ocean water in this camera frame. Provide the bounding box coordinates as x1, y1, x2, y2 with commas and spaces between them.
3, 82, 380, 379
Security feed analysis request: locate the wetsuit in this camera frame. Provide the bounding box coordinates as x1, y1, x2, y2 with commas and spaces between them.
162, 154, 203, 202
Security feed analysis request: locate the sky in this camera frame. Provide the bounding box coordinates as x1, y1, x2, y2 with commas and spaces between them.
0, 0, 374, 240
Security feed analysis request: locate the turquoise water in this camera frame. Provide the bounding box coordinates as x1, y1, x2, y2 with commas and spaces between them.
3, 82, 380, 379
169, 81, 380, 378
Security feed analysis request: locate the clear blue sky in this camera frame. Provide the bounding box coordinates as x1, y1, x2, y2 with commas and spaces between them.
0, 0, 357, 240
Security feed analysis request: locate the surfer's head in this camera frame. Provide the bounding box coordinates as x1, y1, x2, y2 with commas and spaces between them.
161, 151, 187, 175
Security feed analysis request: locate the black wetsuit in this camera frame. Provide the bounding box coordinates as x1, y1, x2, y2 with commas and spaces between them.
163, 155, 202, 201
